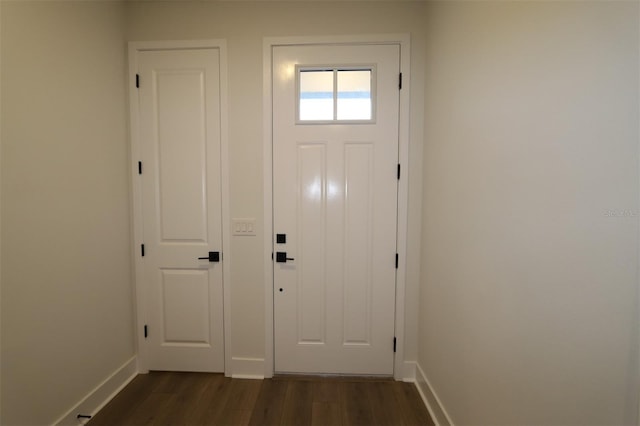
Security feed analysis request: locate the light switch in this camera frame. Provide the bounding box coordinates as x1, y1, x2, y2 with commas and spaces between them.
232, 218, 257, 236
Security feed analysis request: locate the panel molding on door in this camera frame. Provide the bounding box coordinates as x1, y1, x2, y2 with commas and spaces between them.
129, 40, 230, 374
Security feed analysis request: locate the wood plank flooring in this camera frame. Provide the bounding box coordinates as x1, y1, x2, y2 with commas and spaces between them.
87, 372, 434, 426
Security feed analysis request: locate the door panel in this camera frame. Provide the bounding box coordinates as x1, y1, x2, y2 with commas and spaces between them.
297, 143, 327, 344
138, 48, 224, 372
161, 269, 210, 344
343, 143, 374, 345
273, 44, 400, 375
156, 71, 208, 241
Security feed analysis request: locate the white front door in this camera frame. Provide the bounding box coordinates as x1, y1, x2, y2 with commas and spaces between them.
137, 48, 224, 372
272, 44, 400, 375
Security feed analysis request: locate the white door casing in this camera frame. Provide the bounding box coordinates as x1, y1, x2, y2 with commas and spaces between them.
130, 41, 230, 373
272, 43, 401, 375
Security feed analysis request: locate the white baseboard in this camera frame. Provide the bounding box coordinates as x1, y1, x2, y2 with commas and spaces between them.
230, 357, 265, 379
53, 356, 138, 426
402, 361, 417, 382
415, 362, 454, 426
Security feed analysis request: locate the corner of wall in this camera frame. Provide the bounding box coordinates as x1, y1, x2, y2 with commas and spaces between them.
401, 361, 417, 382
52, 356, 137, 426
414, 363, 453, 426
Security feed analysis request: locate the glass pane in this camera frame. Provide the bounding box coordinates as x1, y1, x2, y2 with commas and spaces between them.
299, 70, 334, 121
337, 70, 372, 120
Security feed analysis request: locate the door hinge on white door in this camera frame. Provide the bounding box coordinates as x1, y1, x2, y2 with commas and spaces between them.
144, 325, 148, 338
395, 253, 399, 269
397, 164, 401, 180
399, 73, 402, 90
141, 244, 145, 257
138, 161, 142, 175
136, 74, 140, 88
393, 337, 397, 352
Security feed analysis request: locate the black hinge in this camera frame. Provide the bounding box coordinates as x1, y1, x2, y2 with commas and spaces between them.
399, 73, 402, 90
393, 337, 397, 352
141, 244, 145, 257
397, 164, 401, 180
144, 325, 148, 338
136, 74, 140, 88
138, 161, 142, 175
395, 253, 399, 269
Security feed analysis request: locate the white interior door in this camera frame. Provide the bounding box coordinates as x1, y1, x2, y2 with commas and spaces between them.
138, 48, 224, 372
273, 44, 400, 375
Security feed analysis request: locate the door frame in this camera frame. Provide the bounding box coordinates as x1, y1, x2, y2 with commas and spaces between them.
128, 40, 231, 375
262, 35, 411, 379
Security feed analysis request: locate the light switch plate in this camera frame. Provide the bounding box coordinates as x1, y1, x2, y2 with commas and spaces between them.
232, 218, 256, 236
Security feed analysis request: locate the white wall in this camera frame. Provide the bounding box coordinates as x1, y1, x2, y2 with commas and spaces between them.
125, 0, 427, 373
1, 1, 427, 423
1, 2, 134, 425
3, 1, 638, 425
0, 0, 4, 420
419, 1, 639, 424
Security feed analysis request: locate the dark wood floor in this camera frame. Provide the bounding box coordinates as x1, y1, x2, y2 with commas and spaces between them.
87, 372, 434, 426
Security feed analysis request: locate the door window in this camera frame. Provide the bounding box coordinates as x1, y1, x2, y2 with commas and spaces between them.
297, 67, 374, 123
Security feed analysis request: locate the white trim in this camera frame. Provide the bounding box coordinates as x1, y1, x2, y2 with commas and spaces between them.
262, 34, 411, 379
218, 42, 232, 379
129, 39, 227, 51
53, 356, 137, 426
262, 37, 275, 378
128, 42, 146, 373
128, 39, 231, 375
394, 33, 411, 381
231, 357, 265, 379
263, 34, 412, 47
415, 363, 454, 426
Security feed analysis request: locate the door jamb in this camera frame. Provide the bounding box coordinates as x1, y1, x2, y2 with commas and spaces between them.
262, 35, 411, 379
128, 40, 231, 375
